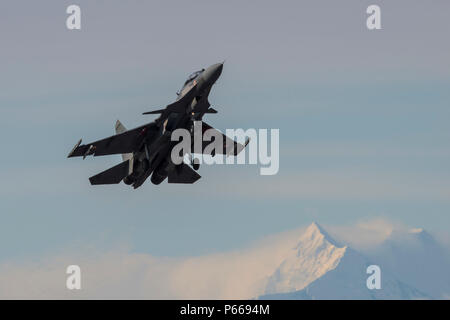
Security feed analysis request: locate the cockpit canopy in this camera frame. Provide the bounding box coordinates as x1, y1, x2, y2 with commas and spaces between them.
183, 69, 204, 86
177, 69, 205, 96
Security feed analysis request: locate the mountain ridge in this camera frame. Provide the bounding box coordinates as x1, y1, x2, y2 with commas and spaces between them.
264, 222, 347, 295
259, 222, 437, 300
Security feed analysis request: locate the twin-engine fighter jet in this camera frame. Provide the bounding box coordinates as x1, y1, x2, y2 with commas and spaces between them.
68, 63, 249, 188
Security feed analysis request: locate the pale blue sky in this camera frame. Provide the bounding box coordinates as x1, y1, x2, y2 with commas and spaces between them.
0, 0, 449, 262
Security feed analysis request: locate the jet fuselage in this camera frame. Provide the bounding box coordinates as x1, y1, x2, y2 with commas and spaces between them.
125, 63, 223, 188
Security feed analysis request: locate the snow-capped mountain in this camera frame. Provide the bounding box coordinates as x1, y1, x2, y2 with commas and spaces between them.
259, 222, 432, 300
264, 222, 346, 294
367, 227, 450, 299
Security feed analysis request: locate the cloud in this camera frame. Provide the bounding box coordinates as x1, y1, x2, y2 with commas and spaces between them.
2, 218, 446, 299
324, 218, 398, 250
0, 227, 305, 299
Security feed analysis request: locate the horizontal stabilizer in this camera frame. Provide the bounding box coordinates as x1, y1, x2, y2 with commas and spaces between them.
89, 160, 130, 185
168, 163, 201, 184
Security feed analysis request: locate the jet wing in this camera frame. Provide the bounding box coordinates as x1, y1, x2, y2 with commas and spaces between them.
198, 122, 250, 156
67, 123, 156, 158
168, 163, 201, 184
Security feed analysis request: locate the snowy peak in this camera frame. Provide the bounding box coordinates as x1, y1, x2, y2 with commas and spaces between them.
261, 222, 434, 300
383, 226, 441, 253
373, 226, 450, 298
264, 223, 347, 294
407, 227, 436, 246
409, 228, 424, 234
298, 222, 339, 246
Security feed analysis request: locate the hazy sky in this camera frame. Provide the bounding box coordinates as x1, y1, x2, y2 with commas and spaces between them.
0, 0, 449, 264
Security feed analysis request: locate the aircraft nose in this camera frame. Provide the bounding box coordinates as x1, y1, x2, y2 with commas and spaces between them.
212, 62, 223, 76
203, 62, 223, 85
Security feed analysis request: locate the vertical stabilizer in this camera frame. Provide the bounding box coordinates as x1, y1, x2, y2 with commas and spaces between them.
115, 119, 127, 134
115, 120, 133, 162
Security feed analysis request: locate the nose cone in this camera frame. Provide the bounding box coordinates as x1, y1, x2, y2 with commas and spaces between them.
203, 62, 223, 85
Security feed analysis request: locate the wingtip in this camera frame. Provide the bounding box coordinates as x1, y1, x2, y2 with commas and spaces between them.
67, 138, 82, 158
231, 138, 251, 156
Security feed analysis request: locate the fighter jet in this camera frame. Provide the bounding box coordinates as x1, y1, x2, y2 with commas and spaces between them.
67, 62, 249, 188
